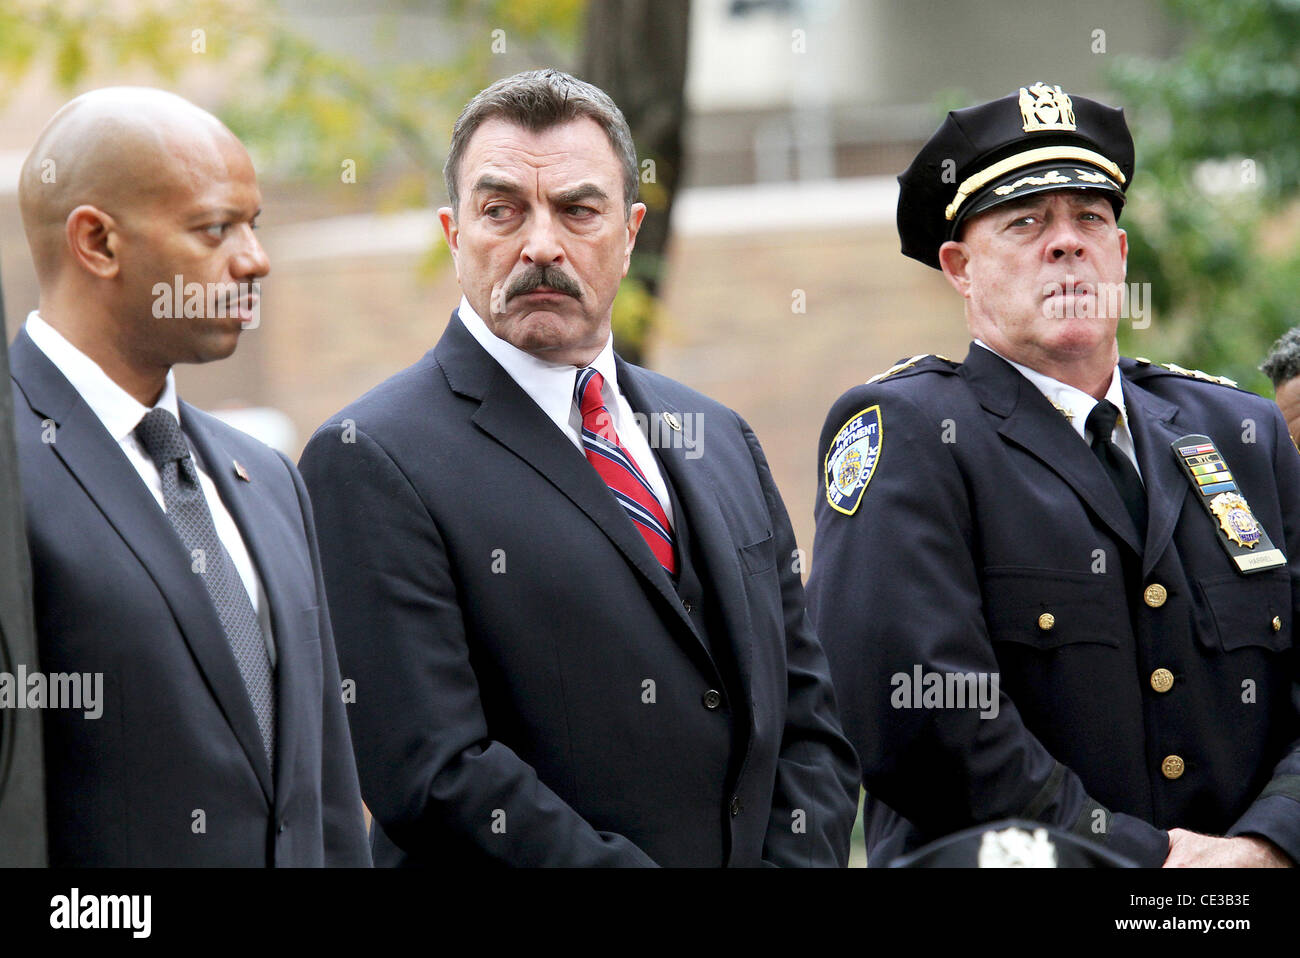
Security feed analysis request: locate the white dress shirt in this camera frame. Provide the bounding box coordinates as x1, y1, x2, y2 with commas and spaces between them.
25, 312, 275, 663
975, 339, 1143, 480
457, 296, 676, 527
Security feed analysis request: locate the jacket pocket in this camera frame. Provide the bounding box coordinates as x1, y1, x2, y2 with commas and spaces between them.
1197, 569, 1292, 652
982, 567, 1123, 650
738, 531, 776, 575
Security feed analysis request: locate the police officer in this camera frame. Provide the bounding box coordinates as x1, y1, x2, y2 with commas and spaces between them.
807, 83, 1298, 867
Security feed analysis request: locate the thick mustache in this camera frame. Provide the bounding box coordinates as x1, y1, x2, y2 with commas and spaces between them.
507, 267, 581, 301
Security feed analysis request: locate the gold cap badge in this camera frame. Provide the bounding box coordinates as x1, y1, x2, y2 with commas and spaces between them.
1019, 82, 1077, 133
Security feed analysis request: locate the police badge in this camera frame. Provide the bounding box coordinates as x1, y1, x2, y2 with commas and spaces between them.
825, 406, 883, 516
1210, 492, 1262, 548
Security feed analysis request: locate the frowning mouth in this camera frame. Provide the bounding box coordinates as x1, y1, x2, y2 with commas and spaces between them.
1043, 278, 1094, 299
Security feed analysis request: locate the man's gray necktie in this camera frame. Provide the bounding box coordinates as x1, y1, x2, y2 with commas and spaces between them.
134, 407, 275, 770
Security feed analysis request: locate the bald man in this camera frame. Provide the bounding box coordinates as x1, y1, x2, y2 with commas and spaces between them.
9, 87, 370, 866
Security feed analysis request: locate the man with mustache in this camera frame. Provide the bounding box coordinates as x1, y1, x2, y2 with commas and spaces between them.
10, 87, 370, 865
808, 84, 1300, 867
299, 69, 858, 866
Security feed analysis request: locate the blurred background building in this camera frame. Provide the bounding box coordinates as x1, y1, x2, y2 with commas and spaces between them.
1, 0, 1205, 559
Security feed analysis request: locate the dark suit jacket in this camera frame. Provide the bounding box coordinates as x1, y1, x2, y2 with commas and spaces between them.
10, 329, 370, 866
809, 344, 1300, 867
298, 311, 859, 866
0, 326, 45, 867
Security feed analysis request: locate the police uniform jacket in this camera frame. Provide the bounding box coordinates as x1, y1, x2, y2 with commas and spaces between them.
807, 343, 1300, 867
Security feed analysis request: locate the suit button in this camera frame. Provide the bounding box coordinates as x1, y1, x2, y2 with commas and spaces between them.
277, 821, 286, 834
702, 689, 722, 710
1037, 613, 1055, 631
1161, 755, 1185, 780
730, 796, 742, 817
1150, 668, 1174, 693
1144, 584, 1167, 608
1272, 615, 1283, 632
682, 599, 694, 613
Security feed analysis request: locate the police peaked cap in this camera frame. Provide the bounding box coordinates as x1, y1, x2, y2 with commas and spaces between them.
897, 83, 1135, 269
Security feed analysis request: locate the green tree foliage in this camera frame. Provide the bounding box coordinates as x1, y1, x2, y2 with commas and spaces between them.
1, 0, 687, 360
2, 2, 698, 354
1109, 0, 1300, 394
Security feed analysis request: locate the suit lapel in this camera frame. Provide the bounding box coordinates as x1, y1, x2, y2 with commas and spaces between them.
1120, 374, 1187, 578
9, 332, 273, 801
434, 314, 701, 647
962, 344, 1144, 555
617, 361, 756, 709
183, 405, 295, 799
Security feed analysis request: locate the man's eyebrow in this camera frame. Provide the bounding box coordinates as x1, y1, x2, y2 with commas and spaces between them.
471, 175, 523, 197
553, 184, 609, 206
186, 206, 260, 223
993, 196, 1048, 216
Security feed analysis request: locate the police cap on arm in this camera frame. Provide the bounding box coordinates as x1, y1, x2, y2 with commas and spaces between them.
897, 82, 1136, 269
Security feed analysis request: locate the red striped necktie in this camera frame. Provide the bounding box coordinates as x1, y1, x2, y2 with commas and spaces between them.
575, 367, 677, 576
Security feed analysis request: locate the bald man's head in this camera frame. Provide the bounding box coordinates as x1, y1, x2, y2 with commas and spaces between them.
19, 87, 242, 283
17, 87, 270, 405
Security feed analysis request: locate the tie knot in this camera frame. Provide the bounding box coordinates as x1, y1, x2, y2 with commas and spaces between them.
575, 367, 607, 418
1086, 399, 1120, 444
134, 407, 191, 468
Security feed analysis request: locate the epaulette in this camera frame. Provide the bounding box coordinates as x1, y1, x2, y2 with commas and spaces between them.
1132, 357, 1239, 389
864, 353, 959, 385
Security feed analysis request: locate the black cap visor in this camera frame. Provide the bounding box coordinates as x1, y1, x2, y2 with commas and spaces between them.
951, 160, 1125, 237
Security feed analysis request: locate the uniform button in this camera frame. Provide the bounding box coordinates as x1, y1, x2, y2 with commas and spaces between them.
1272, 615, 1282, 632
702, 689, 722, 710
682, 599, 694, 613
1150, 668, 1174, 693
1144, 584, 1168, 608
1037, 613, 1055, 631
1161, 755, 1185, 780
730, 796, 742, 816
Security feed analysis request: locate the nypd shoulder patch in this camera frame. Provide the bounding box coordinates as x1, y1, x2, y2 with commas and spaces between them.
825, 405, 883, 516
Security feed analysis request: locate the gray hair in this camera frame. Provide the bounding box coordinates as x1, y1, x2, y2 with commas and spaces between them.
443, 69, 639, 215
1262, 327, 1300, 387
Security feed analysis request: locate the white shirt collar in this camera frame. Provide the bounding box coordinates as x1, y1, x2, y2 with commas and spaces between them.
974, 339, 1128, 441
455, 295, 620, 429
25, 311, 180, 441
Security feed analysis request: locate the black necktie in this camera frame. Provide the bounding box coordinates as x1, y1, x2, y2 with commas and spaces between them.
1086, 399, 1147, 541
134, 407, 275, 770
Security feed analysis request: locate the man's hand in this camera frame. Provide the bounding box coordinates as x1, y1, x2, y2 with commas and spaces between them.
1163, 828, 1294, 867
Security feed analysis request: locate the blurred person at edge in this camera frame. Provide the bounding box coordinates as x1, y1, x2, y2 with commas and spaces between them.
1262, 328, 1300, 447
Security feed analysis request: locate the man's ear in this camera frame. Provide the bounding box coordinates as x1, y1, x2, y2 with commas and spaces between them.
438, 206, 461, 254
938, 240, 973, 297
66, 205, 119, 279
623, 202, 647, 274
1118, 227, 1128, 278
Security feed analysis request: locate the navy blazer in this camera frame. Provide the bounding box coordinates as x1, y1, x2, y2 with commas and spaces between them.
809, 343, 1300, 867
299, 311, 859, 867
10, 329, 370, 866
